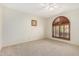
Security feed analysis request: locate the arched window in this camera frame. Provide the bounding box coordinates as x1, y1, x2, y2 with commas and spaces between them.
52, 16, 70, 40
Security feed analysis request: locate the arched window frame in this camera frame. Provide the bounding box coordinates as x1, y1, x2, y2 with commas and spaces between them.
52, 16, 70, 40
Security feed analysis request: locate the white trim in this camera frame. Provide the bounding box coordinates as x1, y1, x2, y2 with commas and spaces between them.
2, 38, 44, 48
47, 37, 79, 46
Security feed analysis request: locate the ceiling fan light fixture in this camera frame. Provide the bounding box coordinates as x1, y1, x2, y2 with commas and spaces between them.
40, 3, 58, 11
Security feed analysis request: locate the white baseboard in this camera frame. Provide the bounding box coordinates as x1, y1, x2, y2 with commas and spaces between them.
47, 37, 79, 46
2, 38, 44, 48
2, 37, 79, 49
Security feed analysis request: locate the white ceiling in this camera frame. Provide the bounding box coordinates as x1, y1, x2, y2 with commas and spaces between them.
1, 3, 79, 18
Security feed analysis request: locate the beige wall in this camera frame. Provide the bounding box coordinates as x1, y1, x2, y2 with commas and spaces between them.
0, 5, 79, 48
0, 6, 45, 47
0, 6, 3, 49
45, 9, 79, 45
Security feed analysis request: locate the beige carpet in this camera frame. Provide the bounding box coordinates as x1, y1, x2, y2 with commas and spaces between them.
0, 39, 79, 56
